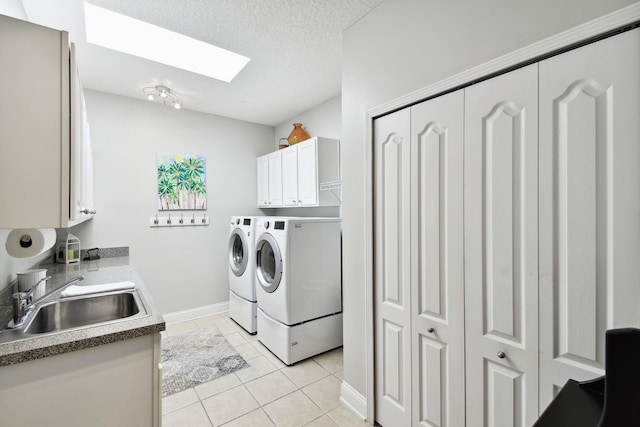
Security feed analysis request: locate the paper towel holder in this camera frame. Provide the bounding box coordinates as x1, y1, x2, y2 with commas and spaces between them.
19, 235, 34, 248
5, 228, 57, 259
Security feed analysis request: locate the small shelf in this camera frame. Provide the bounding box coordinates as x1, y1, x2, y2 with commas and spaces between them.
319, 180, 343, 205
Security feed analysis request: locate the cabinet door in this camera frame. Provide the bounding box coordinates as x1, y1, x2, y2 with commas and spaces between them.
268, 151, 283, 206
374, 108, 412, 427
297, 139, 319, 206
538, 28, 640, 409
464, 63, 539, 426
257, 154, 269, 207
0, 15, 68, 228
410, 89, 465, 426
0, 335, 158, 426
69, 44, 95, 225
282, 146, 299, 206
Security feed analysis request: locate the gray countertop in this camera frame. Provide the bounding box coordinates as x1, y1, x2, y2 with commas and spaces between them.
0, 257, 165, 366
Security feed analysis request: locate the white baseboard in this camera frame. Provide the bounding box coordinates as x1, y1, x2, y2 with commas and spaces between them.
340, 381, 370, 424
163, 301, 229, 324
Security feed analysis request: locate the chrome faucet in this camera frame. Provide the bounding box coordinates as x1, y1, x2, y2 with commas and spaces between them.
10, 275, 84, 327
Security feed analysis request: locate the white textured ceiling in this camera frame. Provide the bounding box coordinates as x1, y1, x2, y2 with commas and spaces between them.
19, 0, 383, 126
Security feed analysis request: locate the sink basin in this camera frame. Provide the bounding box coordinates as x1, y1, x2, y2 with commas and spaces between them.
24, 291, 146, 335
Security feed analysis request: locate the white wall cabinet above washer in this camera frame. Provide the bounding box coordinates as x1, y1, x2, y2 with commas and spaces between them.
259, 137, 340, 208
257, 151, 283, 207
0, 15, 95, 229
281, 144, 301, 206
281, 140, 324, 206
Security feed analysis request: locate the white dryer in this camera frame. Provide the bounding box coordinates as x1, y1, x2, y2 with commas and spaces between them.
228, 216, 258, 334
255, 217, 343, 365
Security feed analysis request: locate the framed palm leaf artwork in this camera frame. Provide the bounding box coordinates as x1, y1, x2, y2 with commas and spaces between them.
157, 152, 207, 210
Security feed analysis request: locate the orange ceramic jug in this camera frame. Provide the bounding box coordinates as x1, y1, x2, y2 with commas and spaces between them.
287, 123, 310, 145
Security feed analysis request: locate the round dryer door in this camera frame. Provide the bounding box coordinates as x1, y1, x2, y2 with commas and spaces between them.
255, 233, 282, 293
228, 228, 248, 277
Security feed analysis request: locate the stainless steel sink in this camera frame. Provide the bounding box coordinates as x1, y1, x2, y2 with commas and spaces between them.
24, 292, 143, 334
0, 290, 149, 343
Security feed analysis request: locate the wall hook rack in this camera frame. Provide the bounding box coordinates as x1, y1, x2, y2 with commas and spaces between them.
149, 213, 209, 227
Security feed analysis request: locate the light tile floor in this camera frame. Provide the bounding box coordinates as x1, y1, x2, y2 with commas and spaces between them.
162, 313, 369, 427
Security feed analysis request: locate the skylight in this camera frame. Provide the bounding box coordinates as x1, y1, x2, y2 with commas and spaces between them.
83, 3, 250, 82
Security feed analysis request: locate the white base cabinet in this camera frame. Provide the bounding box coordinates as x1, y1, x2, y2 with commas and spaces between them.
259, 137, 340, 208
0, 334, 162, 427
373, 27, 640, 426
0, 15, 95, 229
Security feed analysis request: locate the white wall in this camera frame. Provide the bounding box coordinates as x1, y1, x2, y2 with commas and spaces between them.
274, 95, 341, 148
0, 0, 26, 19
340, 0, 640, 415
71, 90, 274, 314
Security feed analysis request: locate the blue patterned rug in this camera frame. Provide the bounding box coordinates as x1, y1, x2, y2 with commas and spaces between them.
161, 327, 249, 396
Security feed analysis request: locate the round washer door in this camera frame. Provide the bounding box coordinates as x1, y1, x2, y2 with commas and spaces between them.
255, 233, 282, 293
228, 228, 248, 277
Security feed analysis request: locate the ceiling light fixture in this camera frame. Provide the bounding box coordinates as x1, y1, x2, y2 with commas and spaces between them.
84, 3, 250, 82
142, 85, 183, 109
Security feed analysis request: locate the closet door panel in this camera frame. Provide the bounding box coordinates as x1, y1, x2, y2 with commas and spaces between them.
538, 27, 640, 409
485, 361, 525, 427
374, 108, 412, 427
411, 89, 465, 426
464, 63, 539, 426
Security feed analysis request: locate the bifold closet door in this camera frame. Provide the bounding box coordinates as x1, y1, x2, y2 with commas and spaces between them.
464, 63, 539, 426
374, 108, 412, 427
374, 89, 465, 427
410, 90, 465, 427
538, 27, 640, 409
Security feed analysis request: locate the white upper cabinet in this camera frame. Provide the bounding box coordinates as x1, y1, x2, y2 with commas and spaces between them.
258, 137, 340, 208
69, 44, 95, 226
282, 138, 321, 206
282, 145, 300, 206
0, 15, 95, 229
257, 151, 283, 208
268, 151, 283, 207
257, 154, 270, 207
297, 139, 322, 205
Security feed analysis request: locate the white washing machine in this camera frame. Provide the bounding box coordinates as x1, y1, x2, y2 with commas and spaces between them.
228, 216, 258, 334
255, 216, 343, 364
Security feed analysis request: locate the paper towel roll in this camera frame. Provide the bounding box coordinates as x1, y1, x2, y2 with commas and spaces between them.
5, 228, 56, 258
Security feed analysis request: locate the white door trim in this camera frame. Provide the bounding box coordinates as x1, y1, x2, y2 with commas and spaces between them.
362, 3, 640, 424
